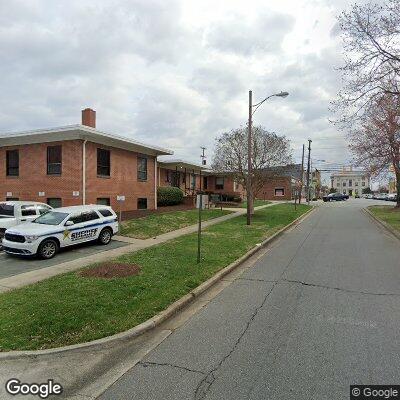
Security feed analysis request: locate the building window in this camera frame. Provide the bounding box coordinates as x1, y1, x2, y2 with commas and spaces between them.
275, 188, 285, 197
349, 179, 352, 187
343, 189, 347, 194
191, 174, 196, 189
137, 157, 147, 181
362, 181, 365, 186
203, 176, 208, 190
47, 145, 62, 175
355, 189, 359, 194
137, 198, 147, 209
97, 198, 110, 206
343, 181, 346, 187
166, 170, 171, 183
215, 177, 224, 190
97, 148, 110, 176
47, 198, 62, 208
6, 150, 19, 176
6, 197, 19, 201
355, 181, 358, 186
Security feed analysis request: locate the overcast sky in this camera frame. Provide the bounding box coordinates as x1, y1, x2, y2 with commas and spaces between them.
0, 0, 371, 184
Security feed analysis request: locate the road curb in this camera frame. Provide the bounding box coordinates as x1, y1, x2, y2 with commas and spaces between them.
0, 206, 315, 360
363, 207, 400, 241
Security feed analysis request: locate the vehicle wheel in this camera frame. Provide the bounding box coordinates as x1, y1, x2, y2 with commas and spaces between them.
38, 239, 58, 259
98, 228, 112, 245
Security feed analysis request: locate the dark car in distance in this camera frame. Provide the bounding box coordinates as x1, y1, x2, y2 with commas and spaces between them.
323, 193, 349, 202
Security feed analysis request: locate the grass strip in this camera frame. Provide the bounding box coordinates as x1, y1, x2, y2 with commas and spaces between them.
368, 205, 400, 233
0, 203, 310, 351
120, 209, 232, 239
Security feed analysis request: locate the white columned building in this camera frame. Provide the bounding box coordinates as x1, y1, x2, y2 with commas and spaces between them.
330, 167, 370, 197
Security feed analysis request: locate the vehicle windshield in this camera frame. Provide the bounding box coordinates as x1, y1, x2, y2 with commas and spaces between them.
0, 203, 14, 217
33, 211, 69, 226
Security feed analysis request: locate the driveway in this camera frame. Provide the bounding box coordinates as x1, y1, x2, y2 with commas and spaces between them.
0, 239, 128, 279
98, 198, 400, 400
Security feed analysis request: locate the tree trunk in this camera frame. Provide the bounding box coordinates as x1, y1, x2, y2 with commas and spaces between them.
396, 170, 400, 208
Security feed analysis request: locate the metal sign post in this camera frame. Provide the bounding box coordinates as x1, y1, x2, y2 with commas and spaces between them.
116, 195, 125, 223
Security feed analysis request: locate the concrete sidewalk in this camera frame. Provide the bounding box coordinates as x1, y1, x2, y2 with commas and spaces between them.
0, 203, 277, 293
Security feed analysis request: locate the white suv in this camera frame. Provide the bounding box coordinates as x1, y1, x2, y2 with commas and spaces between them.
2, 205, 119, 259
0, 201, 52, 244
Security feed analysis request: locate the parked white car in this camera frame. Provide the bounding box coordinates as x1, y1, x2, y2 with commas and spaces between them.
0, 201, 52, 244
2, 205, 119, 259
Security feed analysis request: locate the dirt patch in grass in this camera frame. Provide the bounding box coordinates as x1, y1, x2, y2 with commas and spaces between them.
80, 263, 141, 279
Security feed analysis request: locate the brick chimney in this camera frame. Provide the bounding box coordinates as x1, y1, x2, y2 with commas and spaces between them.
82, 108, 96, 128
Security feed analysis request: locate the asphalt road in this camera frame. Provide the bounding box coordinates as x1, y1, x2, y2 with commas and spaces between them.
99, 199, 400, 400
0, 239, 128, 279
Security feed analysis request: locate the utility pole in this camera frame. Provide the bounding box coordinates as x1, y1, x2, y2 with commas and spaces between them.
306, 139, 312, 204
197, 147, 206, 263
299, 144, 305, 204
247, 90, 253, 225
200, 147, 206, 166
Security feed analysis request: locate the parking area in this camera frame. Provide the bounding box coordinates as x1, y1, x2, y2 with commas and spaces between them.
0, 239, 129, 279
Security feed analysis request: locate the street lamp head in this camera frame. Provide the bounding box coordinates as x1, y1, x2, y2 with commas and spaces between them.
276, 91, 289, 98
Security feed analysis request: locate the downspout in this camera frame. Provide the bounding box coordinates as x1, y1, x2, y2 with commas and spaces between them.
155, 157, 158, 210
82, 140, 87, 205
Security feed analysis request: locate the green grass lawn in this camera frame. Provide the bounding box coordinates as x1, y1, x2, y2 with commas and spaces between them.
120, 209, 232, 239
0, 203, 311, 351
368, 205, 400, 232
240, 199, 271, 208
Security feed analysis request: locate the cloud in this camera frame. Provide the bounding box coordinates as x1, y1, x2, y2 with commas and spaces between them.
0, 0, 355, 173
205, 11, 295, 56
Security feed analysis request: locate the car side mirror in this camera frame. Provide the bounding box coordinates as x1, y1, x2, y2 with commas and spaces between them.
65, 220, 74, 226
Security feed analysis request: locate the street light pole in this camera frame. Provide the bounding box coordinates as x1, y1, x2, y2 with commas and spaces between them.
246, 90, 289, 225
247, 90, 253, 225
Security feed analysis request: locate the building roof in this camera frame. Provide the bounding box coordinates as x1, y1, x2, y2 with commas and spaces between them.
330, 170, 368, 178
262, 164, 303, 180
0, 124, 173, 156
158, 158, 207, 171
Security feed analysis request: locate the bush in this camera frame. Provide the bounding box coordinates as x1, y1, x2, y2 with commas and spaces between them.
157, 186, 184, 206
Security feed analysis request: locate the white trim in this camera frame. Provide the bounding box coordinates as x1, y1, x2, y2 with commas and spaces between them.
274, 187, 285, 197
0, 124, 173, 156
158, 158, 206, 171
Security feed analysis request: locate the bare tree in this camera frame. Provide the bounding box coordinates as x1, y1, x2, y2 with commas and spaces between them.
332, 0, 400, 127
348, 93, 400, 207
212, 125, 292, 210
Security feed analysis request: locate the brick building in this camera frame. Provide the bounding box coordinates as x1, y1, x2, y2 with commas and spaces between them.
0, 109, 172, 211
202, 172, 246, 201
157, 159, 204, 196
254, 164, 302, 201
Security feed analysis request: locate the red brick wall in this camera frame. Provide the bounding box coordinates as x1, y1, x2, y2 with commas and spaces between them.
85, 141, 156, 211
0, 140, 157, 211
255, 177, 293, 200
0, 140, 83, 206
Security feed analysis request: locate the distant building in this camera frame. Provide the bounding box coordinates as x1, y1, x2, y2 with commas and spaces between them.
330, 167, 370, 197
255, 164, 303, 201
